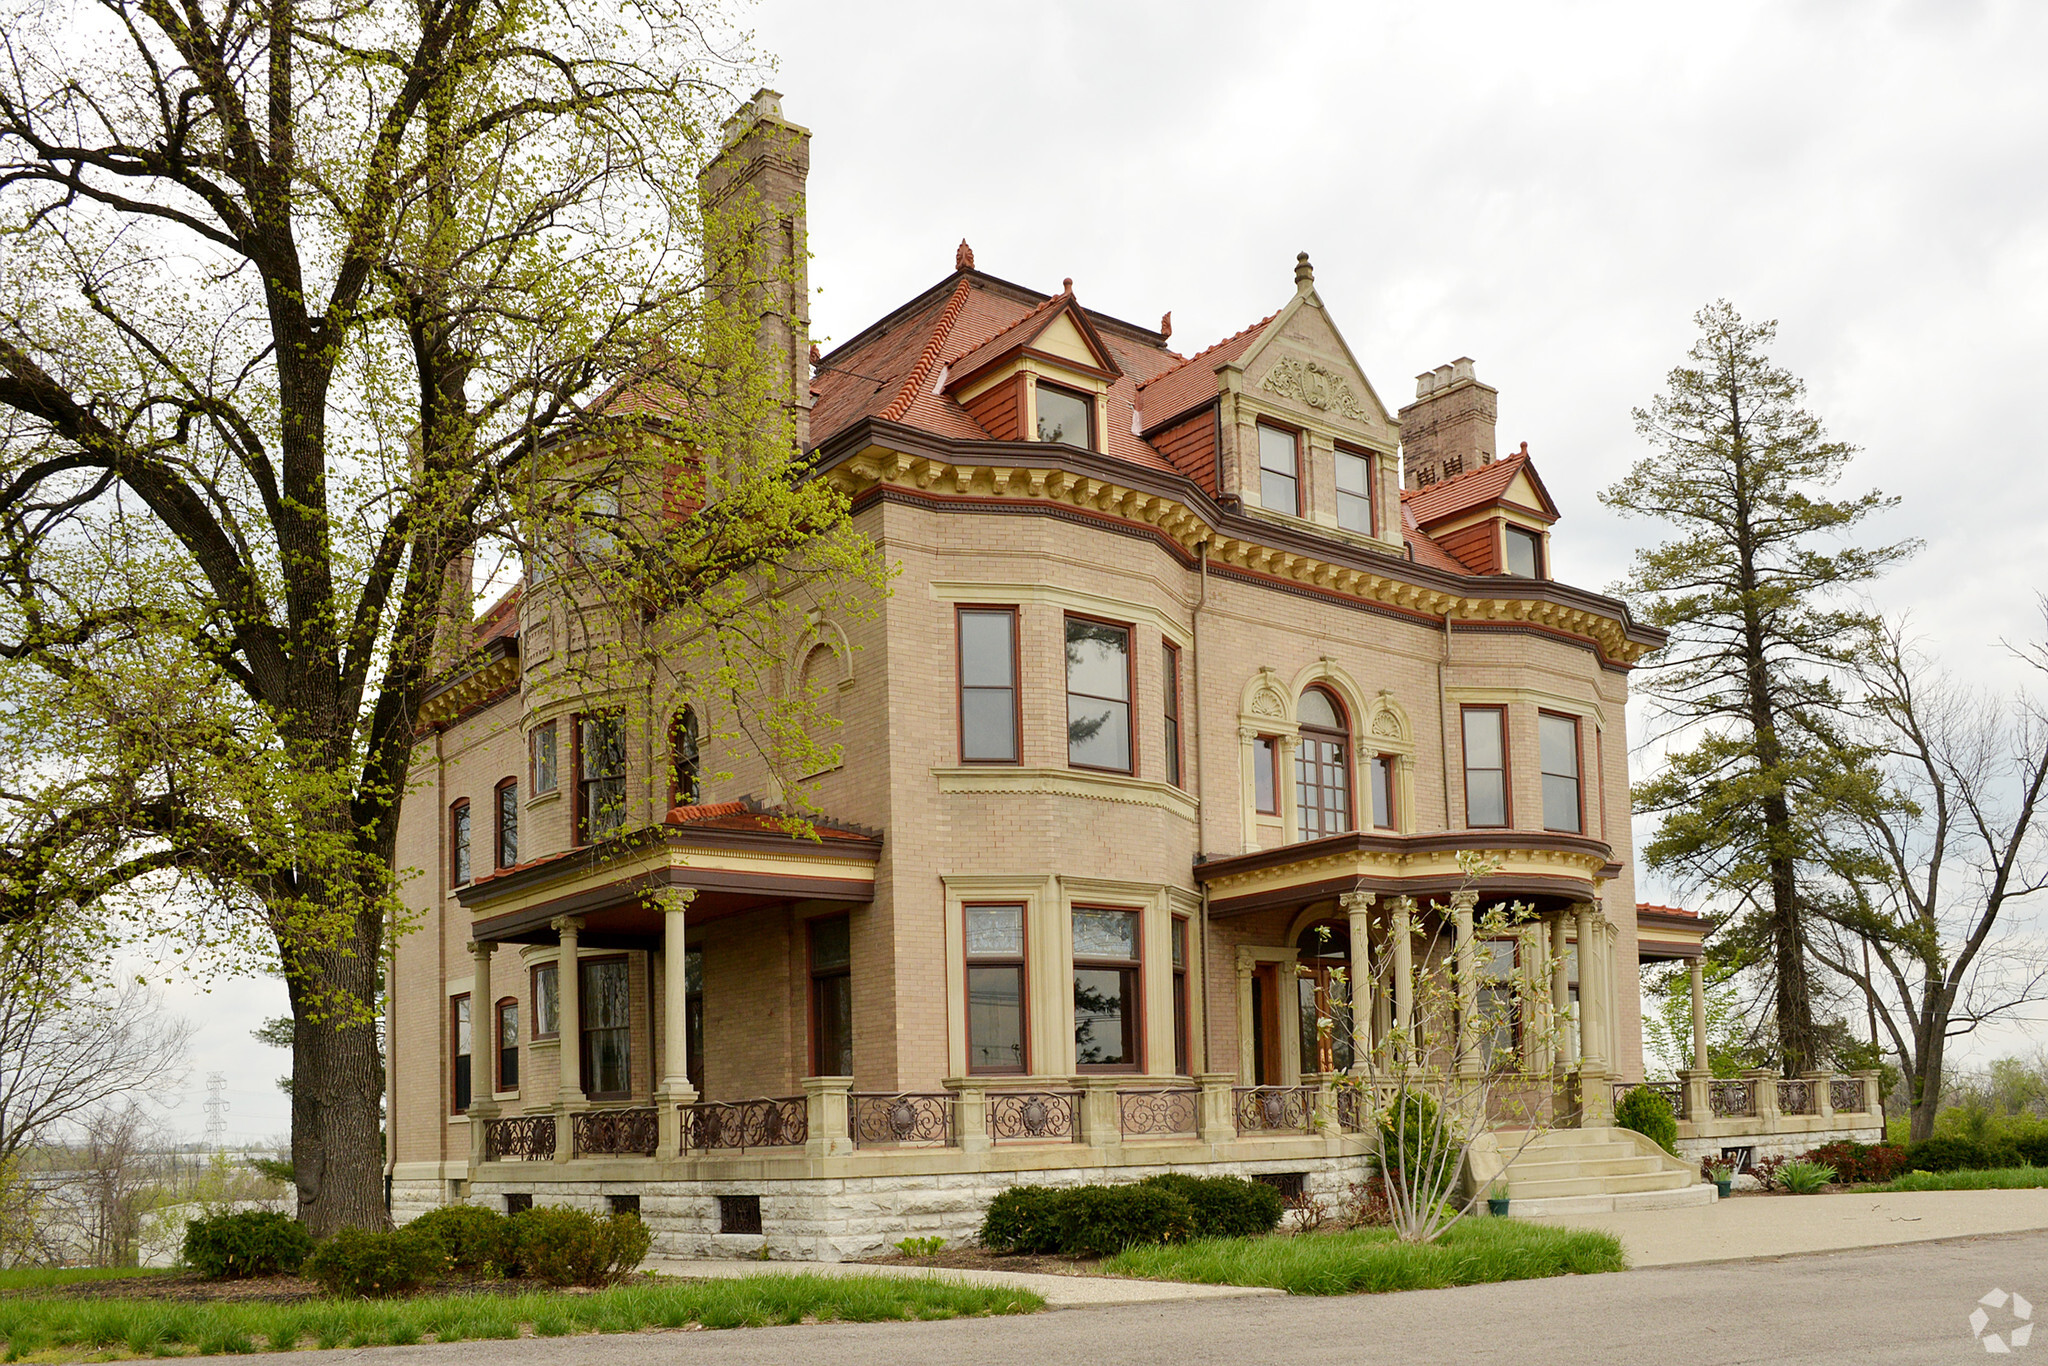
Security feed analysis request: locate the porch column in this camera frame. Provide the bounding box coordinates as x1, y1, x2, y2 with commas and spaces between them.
654, 892, 698, 1160
1689, 956, 1710, 1073
467, 940, 498, 1170
1390, 896, 1415, 1065
1341, 891, 1375, 1074
1575, 901, 1610, 1125
1234, 948, 1256, 1082
552, 915, 584, 1164
1451, 891, 1478, 1079
1548, 910, 1571, 1072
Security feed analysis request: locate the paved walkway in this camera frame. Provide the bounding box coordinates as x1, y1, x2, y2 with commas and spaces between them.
1520, 1186, 2048, 1265
642, 1256, 1281, 1308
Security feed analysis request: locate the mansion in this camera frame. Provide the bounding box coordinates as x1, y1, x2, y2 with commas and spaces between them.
387, 91, 1880, 1257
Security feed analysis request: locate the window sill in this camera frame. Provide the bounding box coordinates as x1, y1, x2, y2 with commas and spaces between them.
528, 789, 562, 807
492, 1090, 519, 1102
529, 1037, 560, 1050
933, 766, 1198, 821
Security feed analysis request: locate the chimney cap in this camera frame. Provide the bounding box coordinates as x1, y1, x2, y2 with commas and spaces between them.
721, 87, 788, 146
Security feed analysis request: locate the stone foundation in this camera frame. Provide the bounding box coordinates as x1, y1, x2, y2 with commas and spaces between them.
1676, 1120, 1884, 1173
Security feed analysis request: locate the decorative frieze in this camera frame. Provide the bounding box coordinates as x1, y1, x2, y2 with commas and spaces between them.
1260, 355, 1372, 421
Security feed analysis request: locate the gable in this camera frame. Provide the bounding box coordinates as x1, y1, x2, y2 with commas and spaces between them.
1032, 311, 1102, 369
1237, 296, 1395, 446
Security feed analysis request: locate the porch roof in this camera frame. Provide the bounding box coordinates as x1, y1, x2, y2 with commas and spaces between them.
458, 803, 880, 949
1193, 829, 1622, 919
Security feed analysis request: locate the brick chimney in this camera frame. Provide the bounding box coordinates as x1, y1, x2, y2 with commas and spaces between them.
699, 89, 813, 451
1397, 357, 1497, 490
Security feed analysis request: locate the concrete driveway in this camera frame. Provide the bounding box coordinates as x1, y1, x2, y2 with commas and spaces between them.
249, 1228, 2048, 1366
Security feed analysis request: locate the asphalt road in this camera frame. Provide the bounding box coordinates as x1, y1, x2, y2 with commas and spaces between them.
260, 1230, 2048, 1366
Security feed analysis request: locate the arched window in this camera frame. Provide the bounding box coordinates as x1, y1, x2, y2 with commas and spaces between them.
1295, 686, 1352, 838
494, 778, 519, 869
671, 707, 700, 807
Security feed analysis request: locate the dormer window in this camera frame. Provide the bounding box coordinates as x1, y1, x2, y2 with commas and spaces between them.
1257, 423, 1299, 514
1035, 382, 1094, 448
1335, 447, 1375, 535
1505, 525, 1543, 578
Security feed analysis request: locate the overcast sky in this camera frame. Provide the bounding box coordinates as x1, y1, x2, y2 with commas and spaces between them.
157, 0, 2048, 1139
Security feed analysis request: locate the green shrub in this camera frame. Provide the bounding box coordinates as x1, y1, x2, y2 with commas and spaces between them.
1138, 1173, 1284, 1239
2013, 1128, 2048, 1169
1906, 1135, 2025, 1174
1378, 1093, 1454, 1173
1803, 1140, 1910, 1184
507, 1206, 651, 1286
1613, 1086, 1679, 1155
979, 1186, 1066, 1255
181, 1211, 313, 1280
1776, 1159, 1835, 1195
1049, 1185, 1195, 1258
408, 1205, 513, 1275
304, 1228, 442, 1298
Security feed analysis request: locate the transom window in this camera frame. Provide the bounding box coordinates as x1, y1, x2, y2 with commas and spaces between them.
1065, 616, 1132, 773
1505, 525, 1543, 578
1295, 686, 1351, 839
1462, 706, 1508, 828
1540, 712, 1582, 833
1335, 448, 1375, 535
958, 608, 1019, 763
1258, 423, 1299, 514
577, 713, 627, 843
1073, 907, 1140, 1070
1035, 382, 1093, 448
965, 904, 1026, 1075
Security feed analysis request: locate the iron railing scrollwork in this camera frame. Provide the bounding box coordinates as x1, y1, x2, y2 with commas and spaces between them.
573, 1106, 658, 1157
1115, 1088, 1198, 1138
1776, 1079, 1815, 1116
849, 1092, 954, 1147
1708, 1079, 1756, 1118
986, 1090, 1081, 1142
1336, 1086, 1367, 1134
1232, 1085, 1315, 1133
486, 1114, 556, 1161
1614, 1080, 1688, 1119
682, 1096, 808, 1152
1830, 1078, 1866, 1114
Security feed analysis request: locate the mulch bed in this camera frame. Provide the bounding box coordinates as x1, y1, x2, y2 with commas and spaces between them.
7, 1273, 586, 1305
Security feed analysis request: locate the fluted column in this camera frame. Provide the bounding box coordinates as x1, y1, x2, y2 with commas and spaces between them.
1341, 891, 1376, 1073
1390, 896, 1415, 1065
1451, 891, 1478, 1078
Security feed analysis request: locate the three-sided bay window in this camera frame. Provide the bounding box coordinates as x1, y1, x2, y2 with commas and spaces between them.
1073, 907, 1141, 1070
965, 904, 1026, 1074
577, 713, 626, 843
1258, 423, 1300, 514
1462, 706, 1509, 828
957, 608, 1019, 763
1540, 712, 1583, 833
1065, 616, 1132, 772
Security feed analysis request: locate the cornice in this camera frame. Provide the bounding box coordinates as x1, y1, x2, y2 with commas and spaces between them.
814, 419, 1663, 667
419, 638, 520, 729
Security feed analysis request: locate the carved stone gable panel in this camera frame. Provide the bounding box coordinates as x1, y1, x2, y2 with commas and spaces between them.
1260, 355, 1372, 423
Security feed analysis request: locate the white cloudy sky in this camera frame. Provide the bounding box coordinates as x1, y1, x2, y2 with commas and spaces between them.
155, 0, 2048, 1138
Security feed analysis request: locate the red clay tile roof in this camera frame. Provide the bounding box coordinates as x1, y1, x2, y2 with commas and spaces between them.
473, 586, 522, 646
1134, 311, 1278, 432
1637, 902, 1699, 919
1401, 501, 1476, 575
666, 799, 879, 843
943, 289, 1108, 387
1402, 449, 1557, 528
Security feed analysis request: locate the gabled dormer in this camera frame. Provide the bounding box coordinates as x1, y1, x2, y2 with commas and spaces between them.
942, 283, 1123, 450
1402, 442, 1561, 577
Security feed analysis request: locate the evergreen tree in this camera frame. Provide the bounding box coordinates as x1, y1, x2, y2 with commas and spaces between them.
1603, 302, 1915, 1076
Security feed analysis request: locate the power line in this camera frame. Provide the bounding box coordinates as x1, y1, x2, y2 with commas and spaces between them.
202, 1072, 229, 1151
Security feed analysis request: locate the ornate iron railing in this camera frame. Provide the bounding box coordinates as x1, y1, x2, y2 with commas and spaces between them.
681, 1096, 808, 1152
1613, 1080, 1689, 1119
1708, 1078, 1756, 1118
1776, 1079, 1816, 1116
849, 1092, 954, 1147
1830, 1078, 1867, 1114
486, 1114, 556, 1161
1335, 1086, 1367, 1133
1232, 1085, 1315, 1133
985, 1090, 1081, 1142
1116, 1088, 1199, 1138
573, 1106, 658, 1157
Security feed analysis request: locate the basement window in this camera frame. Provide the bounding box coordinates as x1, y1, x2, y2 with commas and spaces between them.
718, 1194, 763, 1235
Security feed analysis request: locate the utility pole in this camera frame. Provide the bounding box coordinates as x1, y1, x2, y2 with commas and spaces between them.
203, 1073, 228, 1151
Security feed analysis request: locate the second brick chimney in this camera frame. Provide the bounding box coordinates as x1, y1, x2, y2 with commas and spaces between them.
1398, 358, 1497, 490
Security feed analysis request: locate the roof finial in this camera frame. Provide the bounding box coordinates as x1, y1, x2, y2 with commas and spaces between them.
808, 341, 821, 368
955, 238, 974, 271
1062, 277, 1074, 296
1294, 251, 1314, 290
1159, 310, 1172, 340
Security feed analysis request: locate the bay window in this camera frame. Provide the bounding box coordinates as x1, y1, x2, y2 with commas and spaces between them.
1073, 907, 1141, 1070
965, 904, 1026, 1074
1462, 706, 1508, 828
1065, 616, 1132, 773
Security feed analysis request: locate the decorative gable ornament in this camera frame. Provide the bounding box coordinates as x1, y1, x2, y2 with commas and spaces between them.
1261, 356, 1371, 422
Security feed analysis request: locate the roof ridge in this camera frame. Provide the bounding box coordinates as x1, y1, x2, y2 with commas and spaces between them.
880, 277, 975, 423
1138, 309, 1281, 391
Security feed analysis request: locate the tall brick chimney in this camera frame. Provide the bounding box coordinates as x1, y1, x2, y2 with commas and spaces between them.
699, 89, 813, 452
1398, 357, 1497, 490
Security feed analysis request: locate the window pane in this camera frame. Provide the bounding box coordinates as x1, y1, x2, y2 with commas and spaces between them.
814, 973, 853, 1076
1171, 917, 1186, 969
452, 806, 470, 884
673, 709, 700, 805
965, 905, 1024, 957
1067, 696, 1130, 769
586, 1030, 629, 1095
1255, 738, 1276, 812
1297, 688, 1340, 729
1260, 467, 1297, 513
1073, 908, 1138, 960
1463, 709, 1504, 769
967, 966, 1024, 1072
1064, 619, 1129, 700
959, 611, 1014, 687
1505, 527, 1540, 578
1336, 451, 1373, 534
583, 716, 625, 778
1258, 424, 1297, 475
961, 688, 1018, 761
1540, 714, 1579, 778
533, 965, 558, 1036
1335, 449, 1370, 494
582, 959, 630, 1030
810, 916, 850, 972
532, 724, 557, 793
1036, 385, 1091, 445
1544, 774, 1583, 832
454, 997, 472, 1054
1466, 769, 1507, 827
498, 785, 518, 867
499, 1002, 518, 1051
1369, 757, 1390, 827
1074, 966, 1134, 1065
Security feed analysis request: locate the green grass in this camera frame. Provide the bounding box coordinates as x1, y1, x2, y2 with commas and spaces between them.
0, 1271, 165, 1294
1102, 1219, 1627, 1295
0, 1274, 1041, 1361
1880, 1166, 2048, 1192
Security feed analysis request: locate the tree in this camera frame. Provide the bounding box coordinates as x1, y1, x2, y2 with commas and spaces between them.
1807, 614, 2048, 1141
1602, 301, 1916, 1076
0, 0, 880, 1234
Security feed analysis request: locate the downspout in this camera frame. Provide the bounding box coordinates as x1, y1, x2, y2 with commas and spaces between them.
433, 725, 448, 1176
1192, 538, 1212, 1073
1438, 610, 1455, 828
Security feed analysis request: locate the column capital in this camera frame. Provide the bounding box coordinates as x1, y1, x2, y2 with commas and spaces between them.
1238, 724, 1261, 745
1389, 894, 1417, 919
550, 915, 584, 936
1233, 945, 1257, 979
1449, 889, 1479, 912
469, 939, 496, 962
1338, 890, 1377, 916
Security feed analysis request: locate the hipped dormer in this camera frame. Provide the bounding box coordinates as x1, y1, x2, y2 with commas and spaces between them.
943, 287, 1123, 450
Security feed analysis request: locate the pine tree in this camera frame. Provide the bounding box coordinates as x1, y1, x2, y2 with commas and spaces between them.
1603, 301, 1915, 1076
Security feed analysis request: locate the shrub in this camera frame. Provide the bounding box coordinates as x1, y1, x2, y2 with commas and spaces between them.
1905, 1135, 2025, 1174
1750, 1155, 1788, 1191
407, 1205, 513, 1275
1613, 1086, 1679, 1155
304, 1228, 442, 1298
1048, 1185, 1195, 1258
1138, 1173, 1283, 1239
1803, 1140, 1910, 1185
1377, 1093, 1454, 1173
182, 1211, 314, 1280
1776, 1159, 1835, 1195
979, 1186, 1066, 1255
507, 1206, 651, 1287
2013, 1128, 2048, 1169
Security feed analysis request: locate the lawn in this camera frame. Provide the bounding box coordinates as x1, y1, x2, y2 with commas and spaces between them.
1879, 1167, 2048, 1192
1102, 1219, 1627, 1295
0, 1274, 1041, 1361
0, 1271, 165, 1295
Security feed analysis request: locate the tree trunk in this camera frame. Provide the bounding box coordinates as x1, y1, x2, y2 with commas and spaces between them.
287, 898, 389, 1236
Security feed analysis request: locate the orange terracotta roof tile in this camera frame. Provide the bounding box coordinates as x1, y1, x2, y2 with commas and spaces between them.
1135, 311, 1278, 431
1400, 500, 1476, 575
1637, 902, 1699, 919
880, 279, 975, 423
1403, 449, 1557, 527
473, 585, 522, 645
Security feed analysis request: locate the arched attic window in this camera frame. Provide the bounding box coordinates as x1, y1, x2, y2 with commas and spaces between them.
1296, 686, 1352, 839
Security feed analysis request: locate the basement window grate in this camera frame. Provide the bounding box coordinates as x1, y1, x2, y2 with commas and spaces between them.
1253, 1172, 1306, 1202
718, 1194, 762, 1235
504, 1193, 533, 1214
608, 1193, 641, 1217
